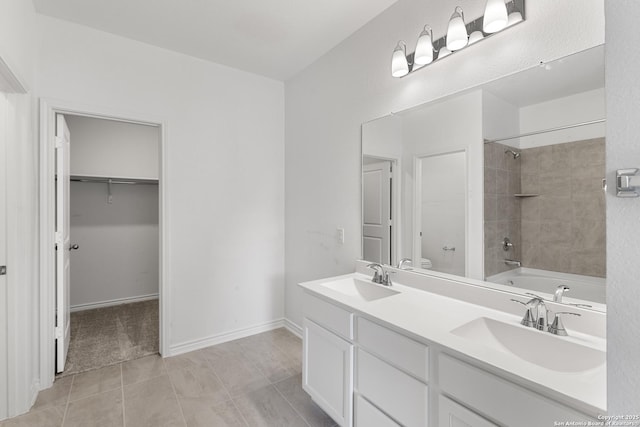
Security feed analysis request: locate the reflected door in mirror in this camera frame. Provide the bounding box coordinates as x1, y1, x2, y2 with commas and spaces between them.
363, 159, 392, 264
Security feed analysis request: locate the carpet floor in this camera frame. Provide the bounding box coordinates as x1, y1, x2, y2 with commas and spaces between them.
58, 299, 159, 377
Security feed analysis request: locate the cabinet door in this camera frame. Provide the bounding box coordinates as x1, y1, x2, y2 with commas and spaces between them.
439, 395, 498, 427
303, 318, 353, 427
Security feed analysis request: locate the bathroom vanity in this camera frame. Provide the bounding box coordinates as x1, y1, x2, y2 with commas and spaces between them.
299, 262, 606, 427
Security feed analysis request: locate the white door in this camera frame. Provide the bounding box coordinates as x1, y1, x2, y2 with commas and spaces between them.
55, 114, 71, 373
0, 92, 9, 418
362, 161, 392, 265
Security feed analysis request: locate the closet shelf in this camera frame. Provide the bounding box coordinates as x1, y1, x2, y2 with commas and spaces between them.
513, 193, 539, 198
70, 175, 158, 185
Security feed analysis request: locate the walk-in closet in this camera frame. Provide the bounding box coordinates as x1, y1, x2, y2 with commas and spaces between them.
58, 115, 160, 376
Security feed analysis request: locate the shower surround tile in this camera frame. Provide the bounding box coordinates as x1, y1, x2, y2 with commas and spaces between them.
484, 142, 522, 277
484, 138, 606, 278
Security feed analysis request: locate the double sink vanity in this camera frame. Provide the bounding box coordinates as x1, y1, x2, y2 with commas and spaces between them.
299, 261, 606, 427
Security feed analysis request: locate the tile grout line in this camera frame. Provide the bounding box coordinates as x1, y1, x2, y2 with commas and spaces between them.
235, 333, 308, 426
165, 359, 188, 427
272, 382, 313, 427
120, 363, 126, 427
203, 354, 250, 427
60, 374, 75, 427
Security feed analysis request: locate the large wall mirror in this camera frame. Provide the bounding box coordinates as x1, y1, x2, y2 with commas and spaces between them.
361, 45, 605, 310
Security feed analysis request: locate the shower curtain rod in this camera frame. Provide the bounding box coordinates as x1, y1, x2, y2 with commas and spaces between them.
70, 175, 158, 185
483, 118, 606, 144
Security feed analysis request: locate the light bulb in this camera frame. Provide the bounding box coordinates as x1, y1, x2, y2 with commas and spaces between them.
446, 6, 468, 51
414, 26, 434, 66
483, 0, 508, 33
508, 11, 523, 26
438, 47, 451, 59
468, 31, 484, 45
391, 41, 409, 77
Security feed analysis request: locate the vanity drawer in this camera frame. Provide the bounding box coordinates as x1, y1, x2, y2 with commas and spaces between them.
438, 395, 498, 427
356, 349, 428, 427
356, 317, 429, 382
355, 394, 400, 427
439, 354, 595, 427
303, 292, 353, 340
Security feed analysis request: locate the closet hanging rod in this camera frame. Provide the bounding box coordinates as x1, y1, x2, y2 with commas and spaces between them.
70, 175, 158, 185
483, 118, 606, 144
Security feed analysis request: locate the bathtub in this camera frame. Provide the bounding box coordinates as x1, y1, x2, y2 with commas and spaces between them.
486, 268, 606, 304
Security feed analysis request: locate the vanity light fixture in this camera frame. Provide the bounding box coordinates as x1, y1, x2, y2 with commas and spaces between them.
483, 0, 509, 33
446, 6, 468, 51
414, 26, 434, 66
391, 0, 525, 78
391, 41, 410, 77
468, 31, 484, 45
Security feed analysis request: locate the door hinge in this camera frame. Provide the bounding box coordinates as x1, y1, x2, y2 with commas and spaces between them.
55, 326, 62, 339
0, 266, 6, 275
55, 136, 63, 148
55, 231, 63, 245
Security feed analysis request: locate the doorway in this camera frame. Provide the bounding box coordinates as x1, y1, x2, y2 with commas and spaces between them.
40, 100, 168, 386
362, 156, 394, 265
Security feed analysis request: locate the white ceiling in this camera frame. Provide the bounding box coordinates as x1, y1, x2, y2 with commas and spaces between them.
33, 0, 398, 81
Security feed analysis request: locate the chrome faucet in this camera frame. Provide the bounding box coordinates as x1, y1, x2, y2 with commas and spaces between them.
531, 298, 549, 331
511, 293, 548, 330
548, 311, 581, 336
512, 293, 582, 336
397, 258, 413, 270
553, 285, 570, 303
366, 263, 393, 286
367, 263, 384, 284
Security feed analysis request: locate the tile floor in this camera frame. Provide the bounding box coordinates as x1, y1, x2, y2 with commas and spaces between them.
1, 328, 337, 427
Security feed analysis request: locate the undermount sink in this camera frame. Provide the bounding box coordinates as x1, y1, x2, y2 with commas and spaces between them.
320, 277, 399, 302
451, 317, 605, 373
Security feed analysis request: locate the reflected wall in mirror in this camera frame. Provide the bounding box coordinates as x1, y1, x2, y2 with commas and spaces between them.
362, 90, 484, 279
361, 45, 605, 308
417, 151, 466, 276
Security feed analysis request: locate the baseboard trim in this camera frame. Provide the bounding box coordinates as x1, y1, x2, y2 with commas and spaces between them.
70, 294, 159, 312
168, 318, 286, 357
284, 318, 302, 338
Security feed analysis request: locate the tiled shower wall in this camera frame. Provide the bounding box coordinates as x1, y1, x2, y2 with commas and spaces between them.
520, 138, 606, 277
484, 142, 521, 277
483, 138, 606, 278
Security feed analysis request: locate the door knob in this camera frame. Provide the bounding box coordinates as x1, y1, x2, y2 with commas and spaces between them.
69, 244, 79, 251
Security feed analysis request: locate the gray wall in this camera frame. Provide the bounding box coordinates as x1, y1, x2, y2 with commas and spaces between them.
70, 181, 159, 308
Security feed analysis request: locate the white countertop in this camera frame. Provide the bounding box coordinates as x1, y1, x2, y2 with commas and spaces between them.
299, 270, 606, 416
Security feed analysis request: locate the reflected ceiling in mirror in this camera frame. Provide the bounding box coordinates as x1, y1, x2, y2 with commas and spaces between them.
361, 45, 605, 309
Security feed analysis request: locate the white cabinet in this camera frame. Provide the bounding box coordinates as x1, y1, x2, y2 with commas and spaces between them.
439, 395, 498, 427
356, 317, 429, 382
439, 354, 596, 427
356, 348, 429, 426
355, 394, 400, 427
303, 318, 353, 427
